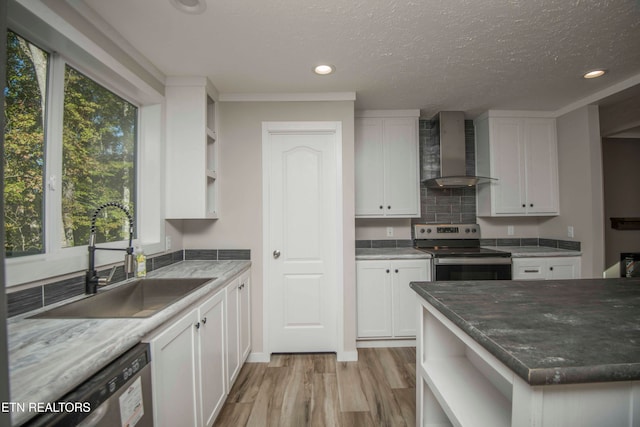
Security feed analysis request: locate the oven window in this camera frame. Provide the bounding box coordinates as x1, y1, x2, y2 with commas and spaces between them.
436, 264, 512, 281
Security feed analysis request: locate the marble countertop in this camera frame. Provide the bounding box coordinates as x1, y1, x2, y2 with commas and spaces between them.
484, 245, 581, 257
356, 247, 432, 260
410, 278, 640, 386
8, 260, 250, 426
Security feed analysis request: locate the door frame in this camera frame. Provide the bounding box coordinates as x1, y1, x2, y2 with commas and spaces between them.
261, 121, 344, 361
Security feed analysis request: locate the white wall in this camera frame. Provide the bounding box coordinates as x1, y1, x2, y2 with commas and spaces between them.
477, 217, 541, 238
355, 218, 412, 240
181, 100, 356, 357
539, 105, 604, 278
602, 138, 640, 277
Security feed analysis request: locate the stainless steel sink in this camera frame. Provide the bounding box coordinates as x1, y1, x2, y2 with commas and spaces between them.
30, 277, 215, 319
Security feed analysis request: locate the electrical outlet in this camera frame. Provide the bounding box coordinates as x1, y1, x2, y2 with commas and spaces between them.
386, 227, 394, 237
507, 225, 514, 236
568, 226, 574, 238
165, 236, 172, 250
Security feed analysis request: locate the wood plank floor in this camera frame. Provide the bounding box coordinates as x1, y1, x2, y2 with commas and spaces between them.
214, 347, 416, 427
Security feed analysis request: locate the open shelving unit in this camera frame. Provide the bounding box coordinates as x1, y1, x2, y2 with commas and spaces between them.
418, 302, 514, 427
205, 94, 218, 217
165, 77, 219, 219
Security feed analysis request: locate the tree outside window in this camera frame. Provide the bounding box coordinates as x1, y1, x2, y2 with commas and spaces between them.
3, 31, 137, 258
62, 66, 136, 248
4, 31, 46, 257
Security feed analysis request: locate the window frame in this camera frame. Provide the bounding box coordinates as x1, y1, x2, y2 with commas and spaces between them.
5, 8, 165, 287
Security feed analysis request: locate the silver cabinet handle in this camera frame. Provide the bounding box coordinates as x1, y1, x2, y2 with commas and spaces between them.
273, 250, 281, 259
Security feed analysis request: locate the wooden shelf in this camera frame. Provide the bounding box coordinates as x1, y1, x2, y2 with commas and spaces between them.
610, 217, 640, 230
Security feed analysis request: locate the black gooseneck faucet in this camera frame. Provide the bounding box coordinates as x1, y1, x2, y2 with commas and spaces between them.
85, 202, 135, 294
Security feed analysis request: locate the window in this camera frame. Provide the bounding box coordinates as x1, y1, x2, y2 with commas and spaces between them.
4, 31, 137, 258
61, 66, 137, 248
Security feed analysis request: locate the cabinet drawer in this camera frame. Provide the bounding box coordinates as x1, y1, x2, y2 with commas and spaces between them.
512, 260, 546, 280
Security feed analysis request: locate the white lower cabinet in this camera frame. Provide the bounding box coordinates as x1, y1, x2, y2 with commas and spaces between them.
512, 257, 581, 280
357, 259, 430, 339
225, 279, 240, 389
225, 271, 251, 389
239, 271, 251, 362
146, 290, 225, 427
145, 270, 251, 427
199, 291, 227, 427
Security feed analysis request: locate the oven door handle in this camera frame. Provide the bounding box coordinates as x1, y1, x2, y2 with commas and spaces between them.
434, 257, 512, 265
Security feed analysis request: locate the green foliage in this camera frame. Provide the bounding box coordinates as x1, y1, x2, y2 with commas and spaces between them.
61, 66, 136, 247
4, 31, 45, 257
3, 31, 137, 257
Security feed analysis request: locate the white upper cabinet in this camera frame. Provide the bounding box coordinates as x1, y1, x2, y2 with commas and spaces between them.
355, 110, 420, 218
476, 112, 559, 217
166, 77, 219, 219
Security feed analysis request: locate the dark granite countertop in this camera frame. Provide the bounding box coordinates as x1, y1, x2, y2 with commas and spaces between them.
410, 278, 640, 386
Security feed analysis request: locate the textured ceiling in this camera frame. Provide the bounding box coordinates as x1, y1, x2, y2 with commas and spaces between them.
80, 0, 640, 118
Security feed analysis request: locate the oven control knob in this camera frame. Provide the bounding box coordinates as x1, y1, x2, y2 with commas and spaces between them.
472, 228, 477, 233
426, 228, 432, 233
465, 228, 470, 233
419, 228, 425, 233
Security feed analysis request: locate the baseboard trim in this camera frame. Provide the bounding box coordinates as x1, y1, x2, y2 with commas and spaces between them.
337, 350, 358, 362
246, 352, 271, 363
356, 339, 416, 348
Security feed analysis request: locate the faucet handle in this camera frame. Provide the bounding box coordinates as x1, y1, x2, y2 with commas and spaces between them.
98, 266, 118, 287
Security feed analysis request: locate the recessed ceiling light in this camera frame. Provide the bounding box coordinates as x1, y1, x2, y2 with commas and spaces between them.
314, 65, 335, 75
169, 0, 206, 14
583, 69, 607, 79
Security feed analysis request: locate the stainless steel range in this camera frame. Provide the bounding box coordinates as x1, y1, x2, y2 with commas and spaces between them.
414, 224, 511, 281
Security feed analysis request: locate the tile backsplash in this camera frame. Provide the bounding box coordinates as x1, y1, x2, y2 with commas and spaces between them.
6, 249, 251, 318
414, 118, 477, 224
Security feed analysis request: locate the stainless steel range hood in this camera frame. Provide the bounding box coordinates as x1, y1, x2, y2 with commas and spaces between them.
423, 111, 496, 188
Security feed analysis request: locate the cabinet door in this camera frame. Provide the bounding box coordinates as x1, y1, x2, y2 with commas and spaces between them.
548, 257, 581, 280
490, 118, 526, 215
383, 118, 420, 217
523, 119, 559, 215
512, 258, 546, 280
239, 272, 251, 362
198, 291, 226, 427
392, 260, 429, 337
148, 309, 200, 427
355, 118, 385, 216
356, 261, 393, 338
226, 278, 241, 387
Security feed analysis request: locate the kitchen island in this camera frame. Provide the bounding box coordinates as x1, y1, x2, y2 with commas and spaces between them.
410, 278, 640, 427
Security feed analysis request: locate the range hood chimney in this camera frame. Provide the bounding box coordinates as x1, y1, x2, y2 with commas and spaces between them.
422, 111, 496, 188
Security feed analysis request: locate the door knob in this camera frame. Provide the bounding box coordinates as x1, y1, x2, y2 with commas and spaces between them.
273, 250, 281, 259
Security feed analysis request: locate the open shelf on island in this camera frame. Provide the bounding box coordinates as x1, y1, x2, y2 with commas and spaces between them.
418, 303, 514, 427
423, 358, 511, 427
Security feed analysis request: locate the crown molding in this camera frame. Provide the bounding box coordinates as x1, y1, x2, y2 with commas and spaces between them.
219, 92, 356, 102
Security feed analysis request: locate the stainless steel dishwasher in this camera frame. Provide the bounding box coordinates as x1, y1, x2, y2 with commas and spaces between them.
26, 343, 153, 427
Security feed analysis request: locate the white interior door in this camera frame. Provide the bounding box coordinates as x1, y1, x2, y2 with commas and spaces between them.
263, 122, 341, 354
